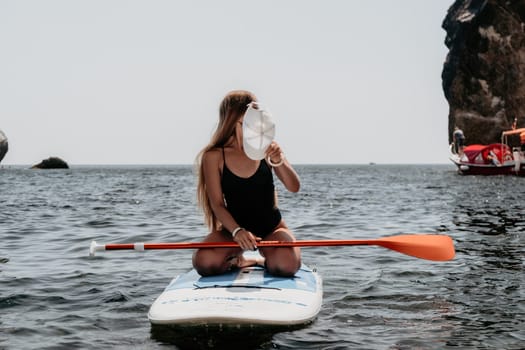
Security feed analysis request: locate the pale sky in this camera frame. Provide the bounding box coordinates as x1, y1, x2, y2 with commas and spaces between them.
0, 0, 454, 165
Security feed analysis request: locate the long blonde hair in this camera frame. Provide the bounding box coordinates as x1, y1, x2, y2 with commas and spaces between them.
196, 90, 256, 231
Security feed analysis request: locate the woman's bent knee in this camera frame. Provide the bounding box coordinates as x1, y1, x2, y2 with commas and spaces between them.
194, 263, 224, 277
193, 257, 225, 276
266, 259, 301, 277
192, 249, 230, 277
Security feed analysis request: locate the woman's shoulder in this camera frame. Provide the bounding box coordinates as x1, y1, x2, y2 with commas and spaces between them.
202, 147, 223, 163
201, 147, 225, 175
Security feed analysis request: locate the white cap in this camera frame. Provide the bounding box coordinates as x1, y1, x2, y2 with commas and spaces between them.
242, 104, 275, 160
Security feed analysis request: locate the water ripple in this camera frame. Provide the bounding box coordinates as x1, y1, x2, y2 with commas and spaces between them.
1, 165, 524, 349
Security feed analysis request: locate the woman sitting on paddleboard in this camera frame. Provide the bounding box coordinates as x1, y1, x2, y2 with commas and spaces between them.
192, 90, 301, 277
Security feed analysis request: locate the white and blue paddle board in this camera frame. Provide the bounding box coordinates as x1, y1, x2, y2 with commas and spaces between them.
148, 257, 322, 327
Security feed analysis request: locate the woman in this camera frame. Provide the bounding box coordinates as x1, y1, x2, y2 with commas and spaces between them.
192, 90, 301, 277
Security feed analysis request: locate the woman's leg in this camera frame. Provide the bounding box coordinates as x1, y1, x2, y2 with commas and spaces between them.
192, 230, 241, 276
259, 223, 301, 277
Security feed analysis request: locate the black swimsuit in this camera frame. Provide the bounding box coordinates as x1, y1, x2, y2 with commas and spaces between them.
221, 149, 282, 238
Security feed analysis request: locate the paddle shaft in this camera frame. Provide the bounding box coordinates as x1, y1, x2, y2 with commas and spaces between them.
104, 240, 370, 250
90, 234, 455, 261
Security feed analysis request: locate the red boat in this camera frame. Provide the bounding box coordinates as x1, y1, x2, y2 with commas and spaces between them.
450, 128, 525, 176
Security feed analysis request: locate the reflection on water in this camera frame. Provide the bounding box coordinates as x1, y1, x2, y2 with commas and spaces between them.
453, 205, 523, 235
150, 324, 298, 349
445, 190, 524, 349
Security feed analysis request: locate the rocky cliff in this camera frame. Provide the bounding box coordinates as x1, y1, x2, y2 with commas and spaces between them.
442, 0, 525, 146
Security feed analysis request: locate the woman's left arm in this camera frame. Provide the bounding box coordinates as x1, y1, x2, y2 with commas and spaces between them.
266, 142, 300, 193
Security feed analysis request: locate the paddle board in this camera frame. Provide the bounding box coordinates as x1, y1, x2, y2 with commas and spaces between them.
148, 258, 322, 328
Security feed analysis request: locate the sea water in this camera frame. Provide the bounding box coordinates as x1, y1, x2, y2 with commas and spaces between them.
1, 164, 523, 349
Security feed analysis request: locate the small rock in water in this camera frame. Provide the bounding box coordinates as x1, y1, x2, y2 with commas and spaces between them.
31, 157, 69, 169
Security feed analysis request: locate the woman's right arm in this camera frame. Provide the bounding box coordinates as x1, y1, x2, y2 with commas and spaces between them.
202, 150, 259, 250
202, 150, 236, 232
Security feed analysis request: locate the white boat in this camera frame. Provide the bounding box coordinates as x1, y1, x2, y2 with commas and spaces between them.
449, 128, 525, 176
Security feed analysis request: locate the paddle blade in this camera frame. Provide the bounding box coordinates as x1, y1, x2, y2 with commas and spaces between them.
377, 234, 455, 261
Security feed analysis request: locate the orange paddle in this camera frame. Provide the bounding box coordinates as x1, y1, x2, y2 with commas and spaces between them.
90, 234, 455, 261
